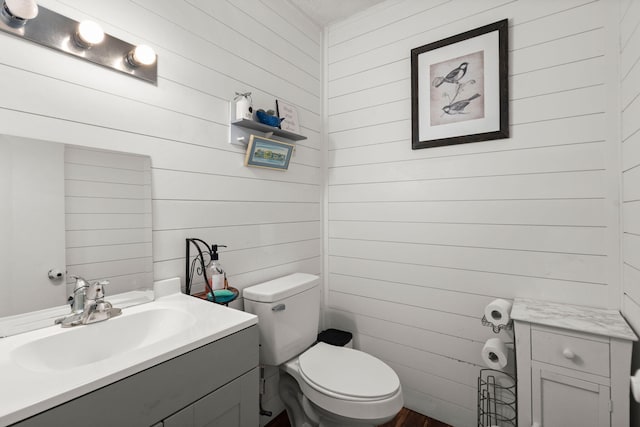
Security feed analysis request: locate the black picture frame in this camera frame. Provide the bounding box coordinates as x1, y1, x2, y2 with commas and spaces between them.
411, 19, 509, 150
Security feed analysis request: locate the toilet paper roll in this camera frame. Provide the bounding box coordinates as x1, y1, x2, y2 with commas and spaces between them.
484, 298, 513, 326
631, 369, 640, 403
481, 337, 509, 369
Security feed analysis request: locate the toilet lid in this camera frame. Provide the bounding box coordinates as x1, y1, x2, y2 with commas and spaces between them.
298, 342, 400, 399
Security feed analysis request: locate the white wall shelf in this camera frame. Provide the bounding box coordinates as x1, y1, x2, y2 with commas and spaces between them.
229, 118, 306, 146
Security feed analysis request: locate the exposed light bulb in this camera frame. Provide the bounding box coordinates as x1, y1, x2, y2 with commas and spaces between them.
127, 44, 156, 67
2, 0, 38, 27
74, 20, 104, 48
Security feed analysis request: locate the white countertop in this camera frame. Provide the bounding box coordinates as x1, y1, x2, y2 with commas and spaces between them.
511, 298, 637, 341
0, 278, 257, 426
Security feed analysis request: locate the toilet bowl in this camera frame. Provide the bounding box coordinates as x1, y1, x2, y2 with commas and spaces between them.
243, 273, 403, 427
280, 342, 403, 427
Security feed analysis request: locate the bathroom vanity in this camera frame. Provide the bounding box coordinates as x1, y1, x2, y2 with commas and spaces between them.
12, 327, 258, 427
0, 279, 259, 427
512, 298, 637, 427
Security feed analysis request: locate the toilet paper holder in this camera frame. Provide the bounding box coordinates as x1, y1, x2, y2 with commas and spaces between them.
481, 315, 513, 334
482, 298, 514, 333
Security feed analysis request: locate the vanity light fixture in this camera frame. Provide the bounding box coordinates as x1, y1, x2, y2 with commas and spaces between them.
73, 20, 104, 48
0, 2, 157, 84
126, 44, 156, 68
1, 0, 38, 28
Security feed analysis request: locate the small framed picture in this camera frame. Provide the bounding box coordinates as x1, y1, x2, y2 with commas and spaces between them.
411, 19, 509, 149
276, 100, 300, 133
244, 135, 295, 171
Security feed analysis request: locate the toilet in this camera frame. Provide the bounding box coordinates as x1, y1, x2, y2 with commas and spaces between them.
243, 273, 403, 427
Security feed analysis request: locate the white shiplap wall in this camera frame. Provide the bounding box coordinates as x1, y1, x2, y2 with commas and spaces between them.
0, 0, 322, 422
621, 0, 640, 423
326, 1, 620, 425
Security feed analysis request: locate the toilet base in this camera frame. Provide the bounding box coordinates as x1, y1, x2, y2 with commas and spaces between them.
278, 371, 390, 427
279, 372, 318, 427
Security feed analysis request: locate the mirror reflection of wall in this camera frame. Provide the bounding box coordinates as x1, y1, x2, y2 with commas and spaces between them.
0, 135, 153, 327
64, 145, 152, 301
0, 136, 66, 316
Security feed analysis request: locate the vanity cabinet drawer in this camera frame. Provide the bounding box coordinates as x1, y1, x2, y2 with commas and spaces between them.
531, 329, 609, 377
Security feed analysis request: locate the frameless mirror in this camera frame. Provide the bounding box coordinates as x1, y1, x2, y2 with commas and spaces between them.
0, 135, 153, 336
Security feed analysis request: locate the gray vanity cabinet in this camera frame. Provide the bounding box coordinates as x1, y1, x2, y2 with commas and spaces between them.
12, 326, 259, 427
162, 367, 257, 427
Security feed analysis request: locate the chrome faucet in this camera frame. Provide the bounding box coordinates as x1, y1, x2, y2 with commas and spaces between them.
69, 275, 90, 313
55, 276, 122, 327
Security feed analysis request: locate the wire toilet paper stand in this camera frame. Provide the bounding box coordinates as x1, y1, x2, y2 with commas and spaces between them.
479, 299, 517, 426
477, 368, 517, 427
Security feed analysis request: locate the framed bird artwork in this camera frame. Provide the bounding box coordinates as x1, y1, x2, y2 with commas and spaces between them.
411, 19, 509, 149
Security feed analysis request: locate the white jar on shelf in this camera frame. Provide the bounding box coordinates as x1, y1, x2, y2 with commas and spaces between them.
233, 92, 253, 121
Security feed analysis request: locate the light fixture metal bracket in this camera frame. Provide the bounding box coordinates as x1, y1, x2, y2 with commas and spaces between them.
0, 5, 157, 84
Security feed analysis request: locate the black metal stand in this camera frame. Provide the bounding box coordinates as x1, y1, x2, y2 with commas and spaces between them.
479, 313, 517, 426
185, 238, 215, 300
481, 315, 513, 333
477, 369, 517, 427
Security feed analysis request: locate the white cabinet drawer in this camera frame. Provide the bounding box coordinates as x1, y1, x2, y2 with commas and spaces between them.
530, 329, 609, 377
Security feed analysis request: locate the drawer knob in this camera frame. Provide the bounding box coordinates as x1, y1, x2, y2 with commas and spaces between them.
562, 348, 575, 359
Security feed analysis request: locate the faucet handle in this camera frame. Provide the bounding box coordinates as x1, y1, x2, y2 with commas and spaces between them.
97, 280, 109, 299
70, 275, 90, 291
87, 280, 109, 301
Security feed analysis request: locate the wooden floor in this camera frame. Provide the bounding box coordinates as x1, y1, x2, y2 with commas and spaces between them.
266, 407, 453, 427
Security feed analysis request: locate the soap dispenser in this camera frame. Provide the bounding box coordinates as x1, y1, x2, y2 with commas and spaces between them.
206, 244, 226, 291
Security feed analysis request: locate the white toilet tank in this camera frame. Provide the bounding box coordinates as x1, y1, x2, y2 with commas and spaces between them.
243, 273, 320, 366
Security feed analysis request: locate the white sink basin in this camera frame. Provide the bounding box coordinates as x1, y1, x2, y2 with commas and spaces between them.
0, 278, 257, 426
11, 307, 196, 372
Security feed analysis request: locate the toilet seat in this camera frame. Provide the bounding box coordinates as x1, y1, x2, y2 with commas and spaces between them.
281, 342, 403, 422
298, 342, 400, 401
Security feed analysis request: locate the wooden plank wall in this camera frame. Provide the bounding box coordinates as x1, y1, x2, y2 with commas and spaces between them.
325, 1, 620, 425
620, 0, 640, 423
0, 0, 322, 300
0, 1, 321, 423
